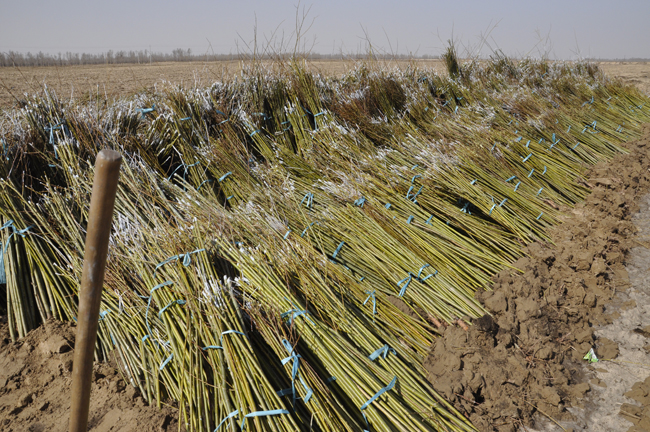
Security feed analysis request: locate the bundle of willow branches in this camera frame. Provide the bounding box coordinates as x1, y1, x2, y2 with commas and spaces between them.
0, 53, 648, 431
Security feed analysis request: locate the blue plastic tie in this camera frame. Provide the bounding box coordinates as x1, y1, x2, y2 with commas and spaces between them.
385, 203, 392, 209
525, 140, 531, 148
411, 164, 419, 170
218, 172, 232, 183
354, 196, 367, 208
470, 179, 477, 185
154, 249, 205, 277
158, 299, 186, 319
514, 181, 521, 192
250, 129, 261, 137
537, 187, 544, 196
279, 339, 313, 407
368, 344, 396, 361
411, 175, 421, 183
364, 290, 377, 315
542, 166, 547, 175
240, 409, 289, 430
360, 376, 397, 425
180, 117, 191, 121
137, 104, 156, 118
515, 136, 522, 142
488, 204, 496, 215
201, 345, 223, 351
567, 125, 571, 133
143, 281, 174, 337
301, 192, 314, 210
537, 212, 543, 220
398, 273, 413, 297
281, 299, 315, 326
460, 201, 471, 215
1, 220, 34, 254
300, 222, 319, 238
409, 186, 423, 203
159, 353, 173, 371
491, 143, 497, 151
572, 142, 580, 150
527, 168, 535, 178
314, 111, 326, 117
425, 215, 433, 225
499, 198, 508, 207
332, 241, 345, 259
522, 153, 532, 163
252, 112, 269, 120
197, 179, 214, 191
406, 215, 414, 224
506, 175, 517, 182
220, 330, 246, 346
202, 330, 246, 351
417, 264, 437, 282
98, 309, 111, 322
214, 410, 239, 431
406, 185, 414, 199
283, 230, 291, 240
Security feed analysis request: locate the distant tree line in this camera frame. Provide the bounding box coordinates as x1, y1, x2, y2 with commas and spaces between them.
0, 49, 439, 67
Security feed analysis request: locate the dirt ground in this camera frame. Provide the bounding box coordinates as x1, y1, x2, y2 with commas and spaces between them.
0, 318, 182, 431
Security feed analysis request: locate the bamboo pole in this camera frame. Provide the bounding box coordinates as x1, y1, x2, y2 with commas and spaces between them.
69, 149, 122, 432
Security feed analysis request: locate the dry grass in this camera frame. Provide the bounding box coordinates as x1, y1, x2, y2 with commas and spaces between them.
1, 59, 647, 110
0, 59, 447, 109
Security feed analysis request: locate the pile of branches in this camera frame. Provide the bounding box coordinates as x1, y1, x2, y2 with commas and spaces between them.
0, 53, 648, 431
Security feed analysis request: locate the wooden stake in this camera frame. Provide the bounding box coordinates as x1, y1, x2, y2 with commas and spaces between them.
69, 149, 121, 432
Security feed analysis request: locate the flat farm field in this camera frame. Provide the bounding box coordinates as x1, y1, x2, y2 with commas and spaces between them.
0, 59, 448, 109
4, 59, 647, 110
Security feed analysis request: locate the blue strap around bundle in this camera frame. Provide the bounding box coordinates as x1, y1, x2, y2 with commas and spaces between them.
368, 344, 396, 361
1, 220, 34, 254
301, 192, 314, 210
364, 290, 377, 315
398, 273, 413, 297
240, 409, 290, 430
281, 299, 315, 326
360, 376, 398, 426
154, 249, 205, 277
214, 410, 239, 431
278, 339, 313, 407
354, 196, 367, 208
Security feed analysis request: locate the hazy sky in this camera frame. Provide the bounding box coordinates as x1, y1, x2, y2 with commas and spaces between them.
1, 1, 649, 59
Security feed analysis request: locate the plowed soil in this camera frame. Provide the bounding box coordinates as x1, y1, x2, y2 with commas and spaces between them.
0, 318, 182, 431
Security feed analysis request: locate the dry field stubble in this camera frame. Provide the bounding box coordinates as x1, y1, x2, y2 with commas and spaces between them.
0, 59, 447, 109
0, 60, 647, 111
